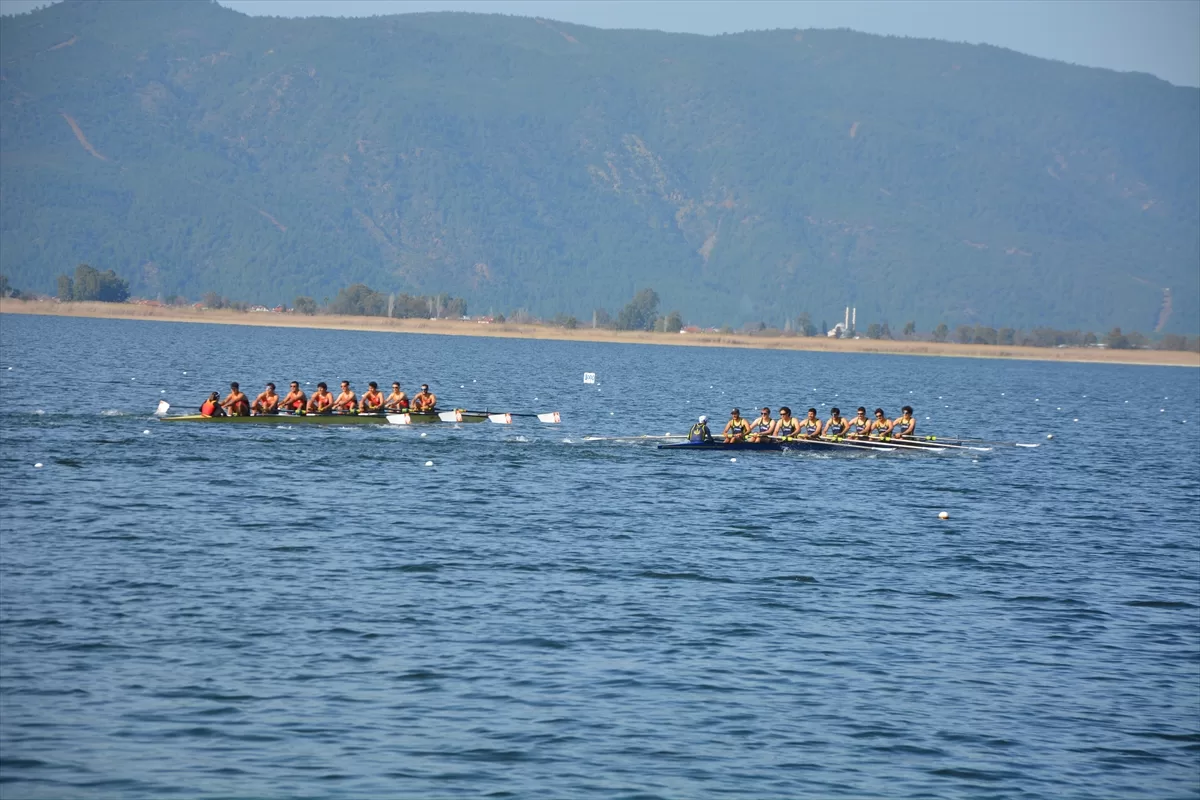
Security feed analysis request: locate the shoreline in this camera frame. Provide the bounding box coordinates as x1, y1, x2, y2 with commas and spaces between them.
2, 299, 1197, 368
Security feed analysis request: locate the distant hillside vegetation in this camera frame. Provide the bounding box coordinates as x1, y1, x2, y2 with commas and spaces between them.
1, 0, 1197, 331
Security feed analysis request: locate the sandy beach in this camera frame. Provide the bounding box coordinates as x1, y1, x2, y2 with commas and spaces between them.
2, 299, 1196, 367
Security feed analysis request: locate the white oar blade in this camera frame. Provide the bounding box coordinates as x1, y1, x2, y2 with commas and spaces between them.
537, 412, 561, 424
1015, 443, 1040, 448
488, 413, 513, 425
438, 410, 461, 423
155, 400, 170, 416
387, 414, 412, 426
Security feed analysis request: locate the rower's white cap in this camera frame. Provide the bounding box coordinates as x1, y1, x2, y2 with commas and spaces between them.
699, 415, 707, 423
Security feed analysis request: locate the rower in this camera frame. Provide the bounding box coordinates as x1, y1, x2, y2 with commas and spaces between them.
251, 382, 279, 415
412, 384, 437, 412
281, 381, 307, 413
748, 407, 774, 442
892, 405, 917, 438
823, 407, 847, 438
359, 381, 384, 413
384, 382, 409, 411
799, 408, 822, 439
200, 391, 225, 417
220, 382, 250, 416
688, 415, 713, 443
723, 408, 750, 443
871, 408, 892, 438
307, 382, 334, 414
845, 407, 871, 439
773, 407, 799, 440
332, 381, 357, 413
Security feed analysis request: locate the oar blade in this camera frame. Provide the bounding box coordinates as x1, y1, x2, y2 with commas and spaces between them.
488, 413, 513, 425
537, 411, 561, 424
155, 400, 170, 416
387, 414, 412, 425
438, 410, 462, 423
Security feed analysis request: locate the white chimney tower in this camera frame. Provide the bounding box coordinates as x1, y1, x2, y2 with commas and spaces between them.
852, 307, 856, 329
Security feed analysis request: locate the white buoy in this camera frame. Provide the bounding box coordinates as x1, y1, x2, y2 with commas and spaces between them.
424, 460, 433, 467
183, 371, 187, 374
419, 432, 427, 438
143, 430, 150, 434
1047, 434, 1054, 440
1073, 418, 1079, 422
938, 511, 949, 520
33, 463, 42, 468
1160, 409, 1165, 412
161, 389, 165, 393
730, 458, 737, 463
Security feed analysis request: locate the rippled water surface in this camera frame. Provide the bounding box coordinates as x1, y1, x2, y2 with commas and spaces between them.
1, 314, 1198, 799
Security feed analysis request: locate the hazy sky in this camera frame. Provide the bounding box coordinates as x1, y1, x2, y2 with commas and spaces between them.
2, 0, 1197, 87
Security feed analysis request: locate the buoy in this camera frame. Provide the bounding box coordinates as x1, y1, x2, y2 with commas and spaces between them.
1047, 434, 1054, 440
419, 432, 427, 438
143, 430, 150, 434
1073, 418, 1079, 422
182, 371, 187, 375
424, 460, 433, 467
33, 463, 42, 468
938, 511, 949, 520
729, 458, 737, 463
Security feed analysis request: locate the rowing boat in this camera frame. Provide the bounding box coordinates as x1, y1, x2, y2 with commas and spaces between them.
658, 439, 893, 452
158, 410, 485, 425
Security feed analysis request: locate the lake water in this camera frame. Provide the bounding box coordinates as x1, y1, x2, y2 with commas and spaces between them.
1, 314, 1198, 799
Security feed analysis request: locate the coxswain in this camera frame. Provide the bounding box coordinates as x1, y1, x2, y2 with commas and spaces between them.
688, 415, 713, 443
870, 408, 892, 438
412, 384, 437, 412
723, 408, 750, 443
307, 382, 334, 414
892, 405, 917, 438
773, 407, 799, 439
220, 382, 250, 416
199, 391, 224, 417
748, 407, 774, 443
359, 381, 385, 413
251, 382, 279, 415
799, 408, 823, 439
281, 381, 307, 413
845, 407, 871, 439
384, 382, 409, 411
823, 407, 847, 438
332, 381, 357, 412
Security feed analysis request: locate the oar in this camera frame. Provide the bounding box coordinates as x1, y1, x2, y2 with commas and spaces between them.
155, 400, 170, 416
448, 410, 562, 424
920, 435, 1038, 448
582, 434, 688, 442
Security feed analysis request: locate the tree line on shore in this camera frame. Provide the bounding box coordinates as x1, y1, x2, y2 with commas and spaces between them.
11, 267, 1198, 353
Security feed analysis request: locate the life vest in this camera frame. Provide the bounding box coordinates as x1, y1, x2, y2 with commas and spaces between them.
200, 400, 218, 416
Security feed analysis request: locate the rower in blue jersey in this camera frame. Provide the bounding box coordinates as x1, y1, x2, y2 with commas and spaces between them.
688, 415, 713, 443
723, 408, 751, 443
747, 407, 774, 442
799, 408, 823, 439
823, 407, 847, 438
845, 407, 871, 439
871, 408, 893, 438
891, 405, 917, 438
773, 407, 799, 440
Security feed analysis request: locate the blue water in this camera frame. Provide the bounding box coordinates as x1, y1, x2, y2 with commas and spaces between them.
1, 314, 1198, 799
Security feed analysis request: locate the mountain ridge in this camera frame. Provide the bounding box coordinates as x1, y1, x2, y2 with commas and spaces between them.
1, 0, 1197, 331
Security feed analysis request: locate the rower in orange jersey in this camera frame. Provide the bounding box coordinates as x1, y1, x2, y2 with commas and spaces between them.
331, 381, 357, 412
220, 382, 250, 417
384, 382, 409, 411
281, 381, 307, 412
251, 382, 279, 415
359, 382, 385, 413
200, 391, 224, 417
412, 384, 437, 412
307, 382, 334, 414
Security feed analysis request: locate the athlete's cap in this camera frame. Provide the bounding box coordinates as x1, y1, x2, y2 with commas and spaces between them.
698, 415, 707, 423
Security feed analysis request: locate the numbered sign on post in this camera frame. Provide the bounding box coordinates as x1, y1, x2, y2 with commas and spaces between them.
583, 372, 596, 384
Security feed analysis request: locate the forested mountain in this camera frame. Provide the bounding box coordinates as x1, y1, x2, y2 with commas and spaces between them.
2, 0, 1197, 331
